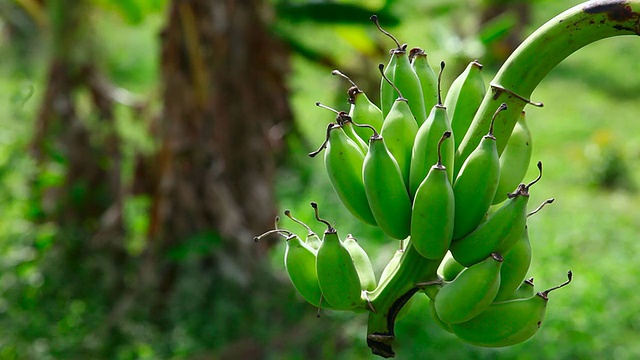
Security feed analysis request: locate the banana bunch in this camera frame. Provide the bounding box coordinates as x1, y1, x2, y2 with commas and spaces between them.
257, 16, 573, 358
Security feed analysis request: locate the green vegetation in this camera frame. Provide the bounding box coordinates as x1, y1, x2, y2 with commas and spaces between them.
1, 0, 640, 358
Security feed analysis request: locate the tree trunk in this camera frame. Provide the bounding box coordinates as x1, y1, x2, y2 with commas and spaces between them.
31, 0, 294, 355
31, 0, 128, 303
130, 0, 292, 329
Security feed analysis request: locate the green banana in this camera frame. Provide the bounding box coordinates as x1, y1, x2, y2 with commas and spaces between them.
495, 196, 553, 255
494, 225, 532, 302
316, 102, 368, 153
324, 101, 369, 154
493, 110, 533, 204
332, 69, 384, 143
379, 46, 398, 119
509, 278, 535, 300
434, 253, 504, 324
362, 125, 412, 240
451, 103, 506, 240
312, 202, 367, 311
378, 242, 405, 286
254, 228, 325, 309
344, 234, 377, 291
452, 196, 553, 269
309, 117, 377, 226
409, 47, 438, 115
444, 60, 486, 150
371, 15, 426, 123
440, 253, 465, 282
429, 298, 453, 334
378, 64, 419, 188
283, 232, 324, 308
284, 209, 321, 250
410, 131, 455, 260
450, 271, 572, 347
450, 163, 543, 267
390, 53, 426, 124
410, 61, 454, 196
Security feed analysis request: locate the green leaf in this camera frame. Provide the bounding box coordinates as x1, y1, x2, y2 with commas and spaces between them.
478, 11, 517, 45
276, 2, 399, 25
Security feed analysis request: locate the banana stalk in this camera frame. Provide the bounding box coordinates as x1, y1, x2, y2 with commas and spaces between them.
365, 242, 441, 358
457, 0, 640, 167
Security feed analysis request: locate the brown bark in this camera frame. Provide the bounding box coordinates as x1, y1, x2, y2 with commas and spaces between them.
132, 0, 292, 320
30, 0, 130, 330
32, 0, 124, 246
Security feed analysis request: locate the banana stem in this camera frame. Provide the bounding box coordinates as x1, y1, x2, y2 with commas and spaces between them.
457, 0, 640, 166
366, 242, 440, 358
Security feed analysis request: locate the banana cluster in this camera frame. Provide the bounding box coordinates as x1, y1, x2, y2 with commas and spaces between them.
257, 17, 572, 356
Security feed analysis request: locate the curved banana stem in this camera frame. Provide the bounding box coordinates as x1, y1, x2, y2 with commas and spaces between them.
366, 242, 440, 358
369, 1, 640, 357
457, 0, 640, 165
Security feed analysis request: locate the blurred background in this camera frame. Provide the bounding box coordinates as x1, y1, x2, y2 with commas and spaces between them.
1, 0, 640, 358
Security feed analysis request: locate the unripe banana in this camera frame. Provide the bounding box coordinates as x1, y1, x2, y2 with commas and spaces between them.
379, 48, 398, 118
444, 60, 485, 149
312, 203, 367, 310
451, 103, 506, 240
362, 126, 412, 240
378, 64, 419, 187
409, 48, 438, 113
509, 278, 535, 300
429, 298, 453, 333
309, 114, 377, 227
451, 186, 554, 268
410, 131, 455, 260
494, 194, 553, 256
410, 61, 454, 196
390, 54, 426, 124
378, 245, 405, 286
440, 253, 465, 282
254, 229, 325, 308
494, 225, 532, 302
338, 105, 369, 154
450, 181, 530, 267
332, 70, 384, 143
371, 15, 426, 122
450, 271, 572, 347
493, 110, 533, 204
348, 86, 385, 142
344, 234, 377, 291
434, 253, 504, 324
284, 209, 321, 250
284, 233, 324, 308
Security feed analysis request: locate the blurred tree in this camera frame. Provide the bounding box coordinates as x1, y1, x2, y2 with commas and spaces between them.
124, 0, 293, 328
478, 0, 532, 65
29, 0, 129, 308
27, 0, 297, 356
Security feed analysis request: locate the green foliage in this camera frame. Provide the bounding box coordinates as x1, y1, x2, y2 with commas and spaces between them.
2, 0, 640, 359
